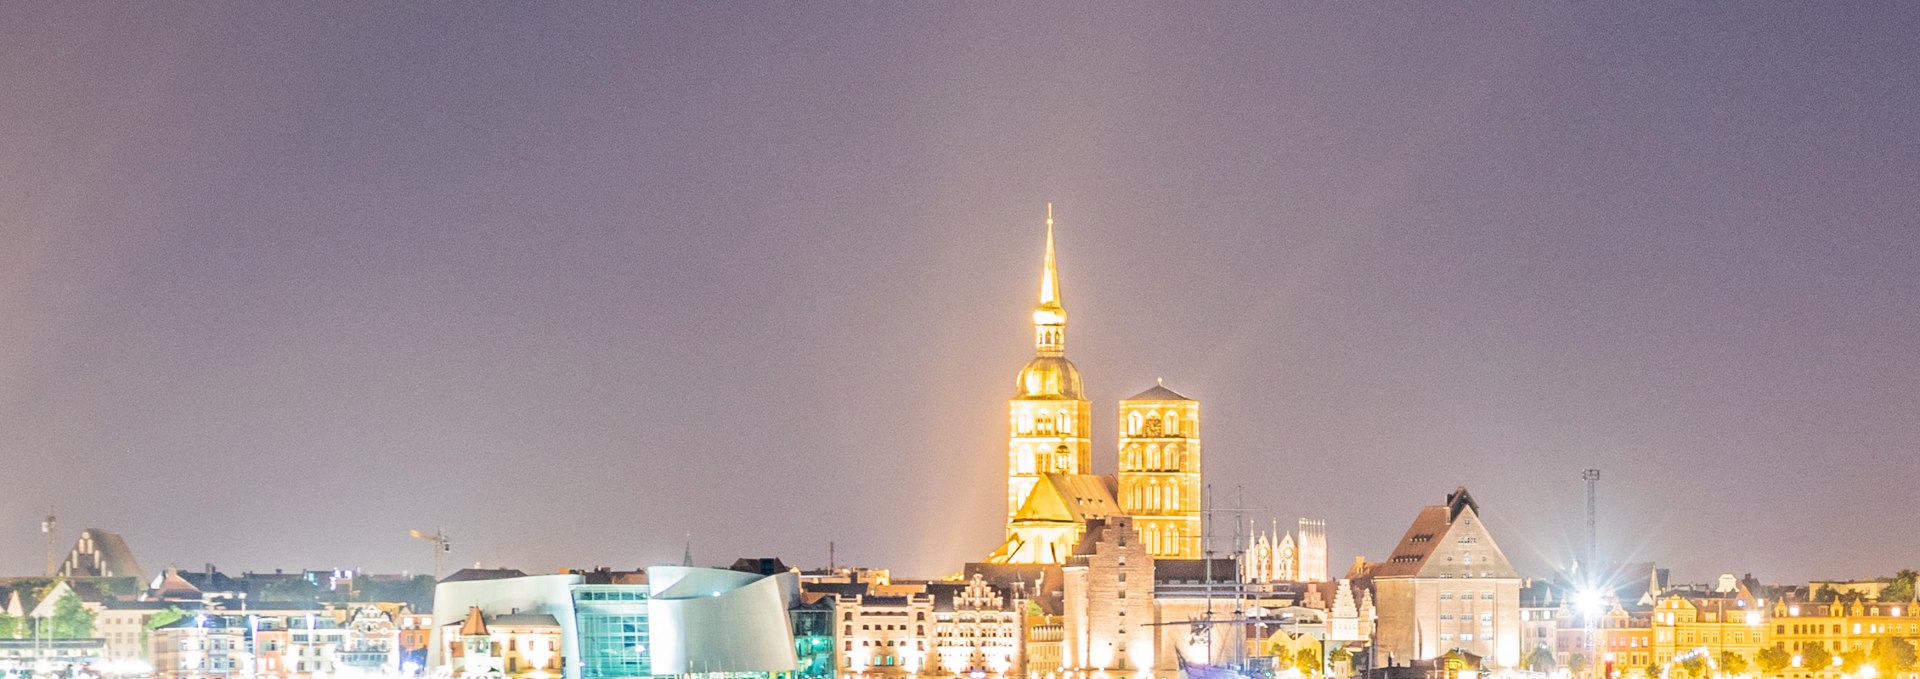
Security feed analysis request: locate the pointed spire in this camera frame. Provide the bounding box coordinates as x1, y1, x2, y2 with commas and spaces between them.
682, 534, 693, 567
1031, 203, 1068, 356
1039, 203, 1061, 309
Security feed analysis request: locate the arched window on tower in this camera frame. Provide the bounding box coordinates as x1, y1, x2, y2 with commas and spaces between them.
1059, 409, 1072, 434
1167, 444, 1180, 469
1018, 411, 1034, 435
1165, 412, 1179, 437
1128, 411, 1142, 436
1167, 484, 1179, 510
1147, 445, 1160, 470
1017, 445, 1035, 474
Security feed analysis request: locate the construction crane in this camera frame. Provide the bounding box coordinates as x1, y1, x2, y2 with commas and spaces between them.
410, 528, 451, 579
42, 513, 56, 577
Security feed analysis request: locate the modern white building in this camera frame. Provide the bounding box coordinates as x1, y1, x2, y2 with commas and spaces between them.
429, 566, 800, 679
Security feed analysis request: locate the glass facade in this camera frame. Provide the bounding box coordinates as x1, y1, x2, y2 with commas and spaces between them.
572, 586, 652, 679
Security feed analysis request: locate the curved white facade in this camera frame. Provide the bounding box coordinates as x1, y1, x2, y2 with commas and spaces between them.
646, 566, 800, 674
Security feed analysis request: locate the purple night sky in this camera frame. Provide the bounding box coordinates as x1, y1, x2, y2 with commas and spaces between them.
1, 4, 1915, 583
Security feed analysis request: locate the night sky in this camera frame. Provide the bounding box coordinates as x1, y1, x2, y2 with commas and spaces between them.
3, 4, 1916, 583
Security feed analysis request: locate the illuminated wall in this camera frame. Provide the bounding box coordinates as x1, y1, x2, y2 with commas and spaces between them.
645, 566, 799, 675
1116, 386, 1201, 559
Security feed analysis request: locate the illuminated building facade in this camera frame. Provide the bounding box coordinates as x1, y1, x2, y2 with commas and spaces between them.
150, 614, 249, 679
1649, 593, 1767, 668
1362, 487, 1522, 668
1767, 597, 1920, 679
1060, 516, 1156, 675
988, 206, 1212, 567
1117, 385, 1201, 559
442, 606, 565, 679
429, 567, 799, 679
832, 589, 935, 676
995, 206, 1096, 565
930, 575, 1023, 678
571, 585, 652, 679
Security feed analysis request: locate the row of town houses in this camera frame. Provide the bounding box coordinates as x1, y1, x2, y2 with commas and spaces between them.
6, 492, 1918, 679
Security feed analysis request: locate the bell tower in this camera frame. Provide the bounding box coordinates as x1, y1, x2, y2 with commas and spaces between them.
1003, 205, 1093, 553
1117, 380, 1201, 558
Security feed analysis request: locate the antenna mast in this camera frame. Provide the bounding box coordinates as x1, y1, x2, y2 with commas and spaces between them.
1582, 469, 1601, 576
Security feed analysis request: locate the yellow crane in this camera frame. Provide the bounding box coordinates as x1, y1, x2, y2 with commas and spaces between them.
410, 528, 451, 580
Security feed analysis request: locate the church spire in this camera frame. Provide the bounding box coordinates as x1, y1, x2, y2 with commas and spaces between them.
1033, 203, 1067, 356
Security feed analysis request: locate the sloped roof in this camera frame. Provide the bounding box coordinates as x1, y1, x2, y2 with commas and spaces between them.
491, 613, 561, 628
1011, 473, 1119, 524
63, 529, 145, 583
1125, 383, 1192, 402
1368, 505, 1452, 578
150, 567, 204, 600
1367, 486, 1516, 580
441, 568, 528, 584
458, 606, 488, 636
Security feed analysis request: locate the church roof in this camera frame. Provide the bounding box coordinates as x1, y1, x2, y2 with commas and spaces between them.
1011, 474, 1119, 524
1126, 383, 1192, 402
63, 529, 145, 583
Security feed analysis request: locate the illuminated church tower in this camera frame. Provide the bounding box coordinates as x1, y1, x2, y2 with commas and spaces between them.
1005, 205, 1094, 528
988, 205, 1104, 565
1117, 381, 1201, 558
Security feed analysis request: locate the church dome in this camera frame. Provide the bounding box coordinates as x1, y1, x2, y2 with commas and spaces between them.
1015, 356, 1084, 399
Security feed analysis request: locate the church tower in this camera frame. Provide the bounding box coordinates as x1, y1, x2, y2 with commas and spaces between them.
1004, 205, 1094, 546
1117, 381, 1201, 558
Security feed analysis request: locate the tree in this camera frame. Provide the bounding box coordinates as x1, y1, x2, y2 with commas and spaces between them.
1719, 651, 1749, 677
1330, 646, 1354, 675
1680, 654, 1708, 679
1645, 664, 1663, 679
1802, 643, 1833, 672
1885, 570, 1919, 603
47, 591, 96, 638
0, 611, 20, 639
1871, 637, 1918, 673
142, 606, 191, 647
1756, 645, 1793, 675
1569, 653, 1591, 676
1526, 646, 1556, 672
1812, 586, 1840, 603
1840, 649, 1868, 674
1297, 647, 1324, 675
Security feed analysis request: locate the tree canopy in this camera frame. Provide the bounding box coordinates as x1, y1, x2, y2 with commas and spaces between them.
1756, 645, 1793, 675
47, 591, 95, 639
1871, 637, 1918, 673
1802, 643, 1834, 671
1884, 570, 1918, 603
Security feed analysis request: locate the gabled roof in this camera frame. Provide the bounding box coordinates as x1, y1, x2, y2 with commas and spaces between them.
62, 529, 145, 583
458, 606, 488, 636
1369, 486, 1516, 580
1125, 382, 1192, 402
150, 567, 204, 600
1369, 505, 1451, 578
1011, 473, 1119, 524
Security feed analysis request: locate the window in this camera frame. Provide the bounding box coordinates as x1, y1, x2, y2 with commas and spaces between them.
1128, 412, 1142, 436
1165, 412, 1179, 436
